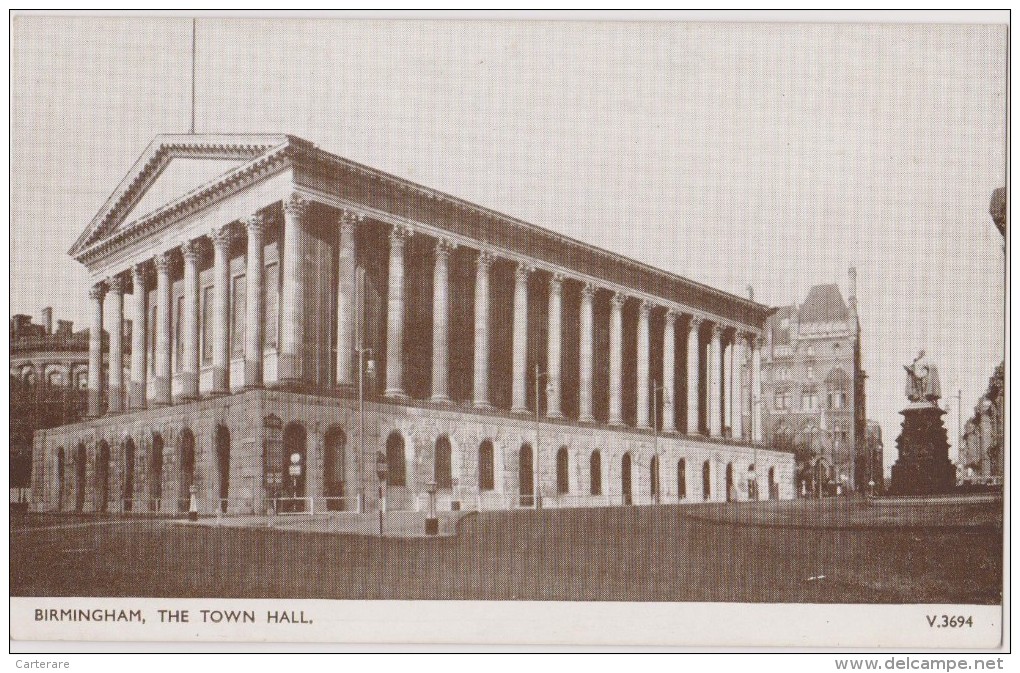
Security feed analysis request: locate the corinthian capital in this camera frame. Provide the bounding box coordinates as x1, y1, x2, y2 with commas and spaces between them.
154, 251, 173, 275
664, 309, 678, 326
209, 224, 233, 250
242, 213, 266, 237
389, 224, 413, 246
611, 291, 627, 309
476, 249, 496, 270
88, 282, 107, 302
283, 194, 309, 218
639, 299, 654, 317
107, 275, 125, 295
688, 315, 704, 332
515, 261, 535, 282
581, 282, 598, 301
181, 238, 202, 264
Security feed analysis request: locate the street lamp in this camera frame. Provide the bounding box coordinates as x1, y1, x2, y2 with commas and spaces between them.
651, 380, 668, 504
533, 364, 554, 509
375, 450, 388, 536
425, 480, 438, 536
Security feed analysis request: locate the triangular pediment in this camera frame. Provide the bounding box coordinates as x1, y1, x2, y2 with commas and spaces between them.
70, 133, 302, 259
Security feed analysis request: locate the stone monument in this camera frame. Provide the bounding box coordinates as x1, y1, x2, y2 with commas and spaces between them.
889, 351, 956, 495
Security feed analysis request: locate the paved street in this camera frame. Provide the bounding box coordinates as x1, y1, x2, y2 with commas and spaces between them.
11, 499, 1002, 604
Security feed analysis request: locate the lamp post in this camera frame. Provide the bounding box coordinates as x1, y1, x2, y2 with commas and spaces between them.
534, 364, 554, 509
375, 450, 387, 537
651, 380, 668, 504
425, 480, 438, 536
354, 267, 375, 515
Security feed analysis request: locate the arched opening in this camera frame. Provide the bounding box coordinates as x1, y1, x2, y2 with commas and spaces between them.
434, 435, 453, 489
122, 437, 135, 512
621, 453, 632, 505
96, 441, 110, 513
768, 466, 777, 500
150, 433, 164, 511
56, 447, 65, 512
702, 460, 711, 500
478, 440, 494, 491
650, 454, 661, 503
677, 458, 687, 500
283, 423, 307, 511
386, 432, 406, 486
725, 462, 735, 502
215, 425, 230, 513
324, 426, 346, 510
177, 429, 195, 513
518, 443, 534, 507
590, 450, 602, 496
74, 443, 87, 512
556, 447, 569, 495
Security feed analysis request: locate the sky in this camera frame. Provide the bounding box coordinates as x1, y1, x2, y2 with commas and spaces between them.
10, 14, 1007, 471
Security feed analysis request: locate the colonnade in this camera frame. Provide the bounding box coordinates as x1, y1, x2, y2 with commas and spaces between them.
85, 193, 764, 443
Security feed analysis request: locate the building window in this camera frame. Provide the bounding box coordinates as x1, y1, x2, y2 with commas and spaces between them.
775, 393, 789, 411
780, 318, 789, 330
590, 451, 602, 496
802, 392, 818, 411
807, 345, 815, 357
201, 286, 214, 364
677, 458, 687, 499
556, 447, 569, 495
434, 435, 452, 489
807, 365, 814, 381
478, 440, 494, 491
231, 274, 246, 358
264, 263, 279, 350
386, 432, 406, 487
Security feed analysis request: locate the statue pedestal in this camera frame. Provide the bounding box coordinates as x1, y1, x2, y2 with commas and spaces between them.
889, 403, 955, 495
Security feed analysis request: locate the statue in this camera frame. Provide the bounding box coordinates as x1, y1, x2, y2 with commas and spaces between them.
903, 350, 941, 404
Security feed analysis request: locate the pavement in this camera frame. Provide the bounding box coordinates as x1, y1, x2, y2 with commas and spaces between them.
178, 509, 471, 537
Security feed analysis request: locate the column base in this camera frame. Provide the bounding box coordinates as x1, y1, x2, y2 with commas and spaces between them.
609, 419, 626, 427
385, 389, 409, 400
473, 401, 494, 411
662, 425, 677, 434
430, 394, 452, 404
578, 414, 596, 424
637, 424, 652, 431
511, 405, 531, 415
546, 411, 564, 420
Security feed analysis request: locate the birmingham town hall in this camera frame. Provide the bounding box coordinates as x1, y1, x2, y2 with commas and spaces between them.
31, 134, 794, 516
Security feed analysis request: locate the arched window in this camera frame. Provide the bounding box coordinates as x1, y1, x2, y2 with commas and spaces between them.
621, 453, 632, 505
96, 441, 110, 513
74, 443, 87, 512
768, 466, 777, 500
122, 437, 135, 512
56, 447, 65, 511
478, 440, 494, 491
677, 458, 687, 499
650, 454, 660, 502
177, 429, 195, 513
324, 426, 346, 509
435, 435, 452, 489
556, 447, 569, 495
589, 451, 602, 496
519, 443, 534, 507
215, 425, 230, 512
386, 432, 406, 487
702, 460, 711, 501
150, 433, 164, 511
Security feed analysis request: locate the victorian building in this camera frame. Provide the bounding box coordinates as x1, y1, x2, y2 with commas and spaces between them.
11, 309, 93, 490
31, 134, 793, 516
761, 271, 867, 495
958, 362, 1004, 483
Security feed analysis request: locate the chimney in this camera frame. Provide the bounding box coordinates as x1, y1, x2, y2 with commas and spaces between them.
56, 319, 73, 336
746, 285, 754, 302
41, 307, 53, 335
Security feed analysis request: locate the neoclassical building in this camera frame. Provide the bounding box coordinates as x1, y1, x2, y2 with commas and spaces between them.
31, 134, 794, 516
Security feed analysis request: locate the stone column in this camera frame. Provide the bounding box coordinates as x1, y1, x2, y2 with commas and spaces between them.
511, 262, 532, 414
431, 238, 453, 403
723, 334, 733, 437
129, 264, 148, 410
709, 323, 723, 438
179, 239, 201, 400
608, 291, 625, 426
279, 195, 308, 384
106, 276, 124, 413
686, 316, 702, 434
335, 210, 361, 388
210, 224, 233, 394
87, 282, 106, 417
473, 250, 494, 409
153, 251, 173, 406
662, 310, 677, 433
636, 299, 652, 429
578, 283, 596, 423
752, 335, 763, 444
546, 272, 564, 419
243, 213, 265, 388
384, 225, 411, 398
732, 333, 744, 441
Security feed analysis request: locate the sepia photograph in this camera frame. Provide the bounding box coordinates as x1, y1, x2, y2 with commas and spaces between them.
8, 10, 1007, 653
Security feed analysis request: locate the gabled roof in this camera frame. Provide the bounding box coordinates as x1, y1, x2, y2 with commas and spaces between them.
798, 284, 848, 324
69, 134, 297, 258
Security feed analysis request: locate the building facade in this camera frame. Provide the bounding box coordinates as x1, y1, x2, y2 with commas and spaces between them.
11, 310, 92, 489
958, 362, 1004, 483
761, 271, 867, 495
31, 134, 794, 515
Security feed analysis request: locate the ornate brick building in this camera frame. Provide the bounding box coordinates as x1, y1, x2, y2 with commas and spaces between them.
958, 362, 1004, 483
31, 134, 794, 515
761, 270, 867, 495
